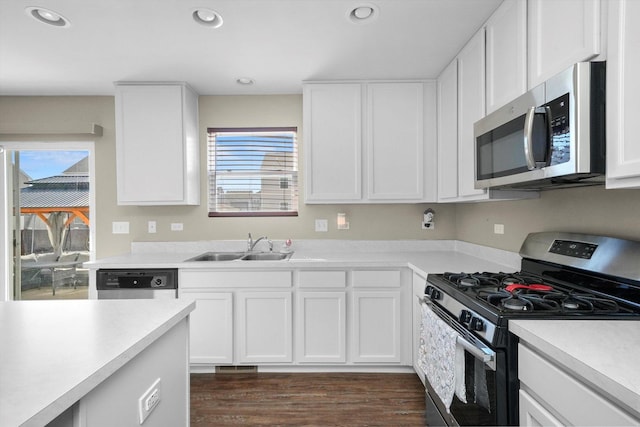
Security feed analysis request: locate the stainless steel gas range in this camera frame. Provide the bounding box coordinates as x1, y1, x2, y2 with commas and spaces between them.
418, 232, 640, 426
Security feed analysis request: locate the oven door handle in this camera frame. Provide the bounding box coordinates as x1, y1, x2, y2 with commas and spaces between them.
418, 297, 497, 371
456, 335, 496, 371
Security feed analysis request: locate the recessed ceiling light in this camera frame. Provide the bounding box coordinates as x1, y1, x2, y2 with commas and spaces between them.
193, 8, 223, 28
347, 4, 379, 24
236, 77, 255, 86
25, 7, 70, 27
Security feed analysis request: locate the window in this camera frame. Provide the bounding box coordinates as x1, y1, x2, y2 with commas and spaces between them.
207, 127, 298, 217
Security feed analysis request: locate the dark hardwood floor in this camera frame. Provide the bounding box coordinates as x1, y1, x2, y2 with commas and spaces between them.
191, 372, 426, 426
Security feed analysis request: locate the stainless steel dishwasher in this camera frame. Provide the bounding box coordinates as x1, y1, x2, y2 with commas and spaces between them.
96, 269, 178, 299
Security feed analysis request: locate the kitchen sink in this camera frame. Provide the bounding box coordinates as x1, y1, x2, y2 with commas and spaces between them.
185, 252, 246, 262
185, 251, 293, 262
241, 252, 292, 261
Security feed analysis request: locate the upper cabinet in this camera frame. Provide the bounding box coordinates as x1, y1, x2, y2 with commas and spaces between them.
606, 0, 640, 189
303, 83, 362, 202
114, 82, 200, 205
528, 0, 601, 88
485, 0, 527, 114
457, 29, 488, 200
436, 59, 459, 202
303, 81, 436, 204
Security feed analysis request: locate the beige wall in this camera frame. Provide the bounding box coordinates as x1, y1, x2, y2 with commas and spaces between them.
1, 95, 454, 258
455, 186, 640, 252
3, 95, 638, 258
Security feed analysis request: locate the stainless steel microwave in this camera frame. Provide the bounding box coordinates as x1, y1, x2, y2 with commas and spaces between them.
474, 62, 605, 190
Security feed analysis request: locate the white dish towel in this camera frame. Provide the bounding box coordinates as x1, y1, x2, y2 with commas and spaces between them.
419, 302, 467, 412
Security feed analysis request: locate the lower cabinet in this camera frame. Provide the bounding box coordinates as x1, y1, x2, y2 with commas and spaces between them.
351, 291, 402, 363
237, 291, 293, 363
180, 268, 408, 369
180, 290, 233, 364
412, 271, 427, 383
296, 291, 346, 363
518, 343, 639, 426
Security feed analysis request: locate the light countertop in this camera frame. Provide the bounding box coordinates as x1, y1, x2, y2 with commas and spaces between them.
510, 319, 640, 419
85, 239, 522, 276
0, 299, 195, 427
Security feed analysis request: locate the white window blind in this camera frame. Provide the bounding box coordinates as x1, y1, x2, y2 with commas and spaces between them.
207, 127, 298, 216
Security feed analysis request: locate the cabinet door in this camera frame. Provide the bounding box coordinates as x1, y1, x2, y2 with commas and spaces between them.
237, 291, 292, 363
486, 0, 527, 114
606, 0, 640, 188
296, 291, 346, 363
351, 291, 401, 363
412, 272, 426, 383
115, 83, 199, 205
437, 59, 459, 201
528, 0, 601, 88
367, 83, 424, 200
180, 291, 233, 365
457, 29, 488, 199
519, 389, 565, 427
303, 84, 362, 202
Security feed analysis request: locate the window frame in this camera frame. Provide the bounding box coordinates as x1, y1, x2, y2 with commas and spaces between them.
206, 127, 299, 218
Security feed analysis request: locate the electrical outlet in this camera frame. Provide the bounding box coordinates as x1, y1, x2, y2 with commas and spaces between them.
422, 222, 435, 230
494, 224, 505, 234
170, 223, 183, 231
315, 219, 328, 232
148, 221, 157, 234
138, 378, 161, 424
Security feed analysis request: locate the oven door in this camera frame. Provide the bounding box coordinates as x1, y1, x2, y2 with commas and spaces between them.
419, 299, 509, 426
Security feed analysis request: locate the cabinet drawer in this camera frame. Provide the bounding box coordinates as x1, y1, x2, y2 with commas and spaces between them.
518, 343, 638, 426
352, 270, 401, 288
298, 271, 346, 288
180, 270, 292, 288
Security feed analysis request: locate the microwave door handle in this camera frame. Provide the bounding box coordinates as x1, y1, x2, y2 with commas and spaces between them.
543, 106, 553, 166
523, 106, 537, 170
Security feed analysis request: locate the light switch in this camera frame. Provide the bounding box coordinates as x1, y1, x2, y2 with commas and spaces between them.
315, 219, 328, 232
112, 221, 130, 234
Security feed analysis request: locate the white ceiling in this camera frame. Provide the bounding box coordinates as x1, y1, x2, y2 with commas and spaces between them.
0, 0, 502, 96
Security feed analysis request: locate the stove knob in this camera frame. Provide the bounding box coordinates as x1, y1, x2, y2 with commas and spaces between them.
430, 288, 441, 300
469, 317, 485, 332
459, 310, 472, 324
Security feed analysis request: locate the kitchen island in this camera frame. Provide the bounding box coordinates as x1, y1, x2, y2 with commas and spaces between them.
0, 299, 194, 427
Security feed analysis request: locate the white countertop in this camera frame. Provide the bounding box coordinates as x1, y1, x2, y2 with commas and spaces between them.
85, 239, 522, 276
0, 299, 195, 427
510, 319, 640, 419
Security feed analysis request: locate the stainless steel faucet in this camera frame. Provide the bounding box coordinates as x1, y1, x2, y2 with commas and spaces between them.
247, 233, 272, 252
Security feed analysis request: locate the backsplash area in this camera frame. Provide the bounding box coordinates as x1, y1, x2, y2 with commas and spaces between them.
455, 186, 640, 252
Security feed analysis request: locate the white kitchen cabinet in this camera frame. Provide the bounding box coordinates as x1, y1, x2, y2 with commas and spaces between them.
606, 0, 640, 189
303, 83, 362, 202
114, 82, 199, 205
457, 28, 489, 200
412, 271, 426, 384
303, 81, 436, 203
296, 291, 346, 363
518, 343, 639, 426
237, 291, 293, 363
519, 389, 565, 427
179, 290, 233, 365
351, 291, 401, 363
528, 0, 601, 88
179, 267, 410, 369
366, 82, 431, 201
436, 58, 459, 202
485, 0, 527, 114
